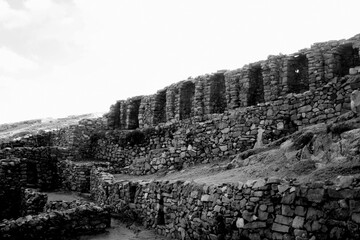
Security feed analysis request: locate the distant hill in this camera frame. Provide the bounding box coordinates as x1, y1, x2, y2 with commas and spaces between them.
0, 113, 104, 143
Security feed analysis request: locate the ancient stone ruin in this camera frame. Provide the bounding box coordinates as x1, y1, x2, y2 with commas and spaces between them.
1, 33, 360, 239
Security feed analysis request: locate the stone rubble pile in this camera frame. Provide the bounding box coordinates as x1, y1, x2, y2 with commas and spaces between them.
0, 203, 111, 240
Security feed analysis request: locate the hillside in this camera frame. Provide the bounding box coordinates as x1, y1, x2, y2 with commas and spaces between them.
0, 113, 104, 143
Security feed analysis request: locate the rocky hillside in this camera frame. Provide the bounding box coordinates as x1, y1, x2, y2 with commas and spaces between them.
0, 113, 104, 143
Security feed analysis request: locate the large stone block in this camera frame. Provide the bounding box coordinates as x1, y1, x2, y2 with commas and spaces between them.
272, 223, 290, 233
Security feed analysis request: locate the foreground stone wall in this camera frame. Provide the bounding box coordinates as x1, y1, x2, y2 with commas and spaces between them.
22, 189, 48, 216
0, 158, 25, 220
91, 168, 360, 240
92, 74, 359, 175
0, 203, 110, 240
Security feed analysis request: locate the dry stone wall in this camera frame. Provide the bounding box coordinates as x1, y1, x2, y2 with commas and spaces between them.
58, 160, 111, 193
22, 189, 48, 216
106, 34, 360, 130
91, 168, 360, 240
0, 158, 25, 220
91, 74, 359, 175
0, 202, 110, 240
0, 147, 69, 190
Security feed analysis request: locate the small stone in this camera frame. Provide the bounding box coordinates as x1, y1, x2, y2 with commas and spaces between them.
272, 223, 289, 233
292, 216, 305, 229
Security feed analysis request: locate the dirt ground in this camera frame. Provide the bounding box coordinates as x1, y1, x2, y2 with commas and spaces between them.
79, 219, 170, 240
45, 191, 171, 240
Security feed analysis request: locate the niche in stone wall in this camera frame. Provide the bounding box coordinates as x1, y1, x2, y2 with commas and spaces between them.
157, 196, 165, 225
153, 90, 167, 124
127, 98, 141, 129
210, 73, 226, 113
129, 185, 137, 203
179, 81, 195, 120
248, 64, 264, 106
336, 43, 360, 77
26, 160, 38, 187
113, 101, 121, 129
287, 54, 309, 94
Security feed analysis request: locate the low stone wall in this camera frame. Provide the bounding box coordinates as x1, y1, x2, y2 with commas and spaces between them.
45, 200, 89, 212
22, 189, 48, 216
0, 203, 111, 240
91, 168, 360, 240
0, 158, 25, 220
0, 117, 107, 161
59, 160, 111, 193
0, 147, 71, 190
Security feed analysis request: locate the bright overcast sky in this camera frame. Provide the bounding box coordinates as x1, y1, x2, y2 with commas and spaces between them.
1, 0, 360, 124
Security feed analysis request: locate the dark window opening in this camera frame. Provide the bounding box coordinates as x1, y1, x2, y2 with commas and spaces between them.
113, 101, 121, 129
336, 44, 360, 77
157, 196, 165, 225
153, 90, 167, 124
26, 160, 38, 187
129, 185, 137, 203
179, 81, 195, 120
248, 65, 264, 106
210, 73, 226, 113
127, 98, 141, 129
287, 54, 309, 94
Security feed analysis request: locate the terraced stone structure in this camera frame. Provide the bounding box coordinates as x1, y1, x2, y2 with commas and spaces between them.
1, 33, 360, 240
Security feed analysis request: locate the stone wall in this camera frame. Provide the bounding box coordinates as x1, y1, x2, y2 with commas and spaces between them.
0, 158, 25, 220
106, 34, 360, 130
0, 147, 69, 190
0, 203, 111, 240
58, 160, 111, 193
90, 74, 359, 175
22, 189, 48, 216
0, 117, 107, 161
91, 168, 360, 240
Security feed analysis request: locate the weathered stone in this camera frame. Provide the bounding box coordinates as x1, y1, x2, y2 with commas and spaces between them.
351, 213, 360, 224
295, 206, 306, 217
272, 223, 290, 233
282, 205, 294, 217
306, 188, 324, 202
292, 216, 305, 229
201, 194, 211, 202
351, 90, 360, 114
244, 221, 266, 229
275, 215, 293, 225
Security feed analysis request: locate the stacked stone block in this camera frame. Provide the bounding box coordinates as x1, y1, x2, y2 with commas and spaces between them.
0, 203, 110, 239
92, 72, 356, 176
0, 158, 26, 220
261, 55, 285, 102
91, 168, 360, 240
22, 189, 48, 216
139, 94, 155, 128
104, 34, 360, 130
193, 75, 207, 117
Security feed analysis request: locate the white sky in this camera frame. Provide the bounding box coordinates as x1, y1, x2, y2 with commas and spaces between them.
0, 0, 360, 124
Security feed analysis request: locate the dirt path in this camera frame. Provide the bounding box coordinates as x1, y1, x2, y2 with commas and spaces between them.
79, 219, 170, 240
45, 191, 171, 240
